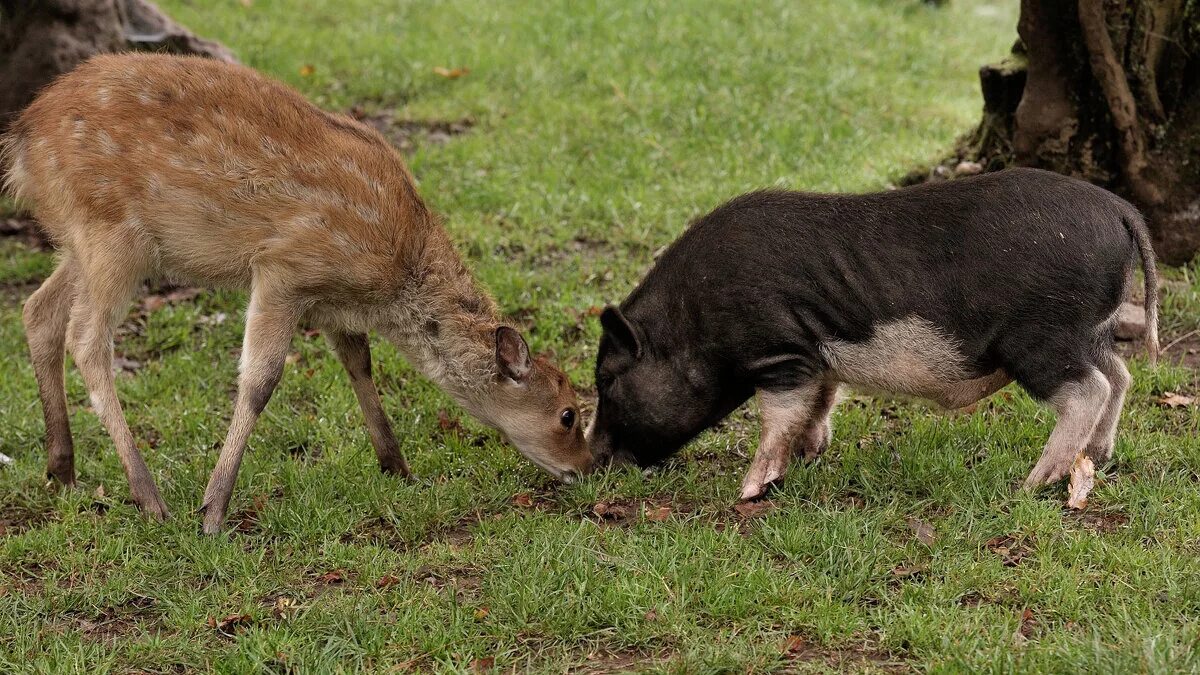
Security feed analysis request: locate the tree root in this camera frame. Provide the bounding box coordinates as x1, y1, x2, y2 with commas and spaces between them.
1077, 0, 1163, 206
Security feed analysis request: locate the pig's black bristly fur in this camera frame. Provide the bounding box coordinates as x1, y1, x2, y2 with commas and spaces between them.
591, 168, 1155, 465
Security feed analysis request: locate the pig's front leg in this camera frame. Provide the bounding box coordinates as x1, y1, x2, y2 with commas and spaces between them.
740, 382, 839, 501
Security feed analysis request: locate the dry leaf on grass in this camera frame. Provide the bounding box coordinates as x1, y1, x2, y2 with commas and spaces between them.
907, 517, 936, 545
783, 635, 807, 656
644, 505, 672, 522
433, 66, 470, 79
592, 501, 630, 520
890, 564, 925, 579
1013, 608, 1036, 646
1066, 452, 1095, 510
376, 574, 401, 589
315, 570, 344, 584
1158, 391, 1195, 408
470, 656, 494, 672
512, 493, 534, 508
437, 409, 463, 433
208, 613, 253, 636
271, 597, 297, 620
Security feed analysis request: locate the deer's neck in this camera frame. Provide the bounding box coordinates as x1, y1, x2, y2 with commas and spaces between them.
380, 230, 502, 423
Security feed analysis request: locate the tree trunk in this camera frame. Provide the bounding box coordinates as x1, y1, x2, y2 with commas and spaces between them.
0, 0, 236, 129
922, 0, 1200, 265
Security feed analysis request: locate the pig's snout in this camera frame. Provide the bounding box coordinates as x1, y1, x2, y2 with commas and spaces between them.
590, 440, 636, 468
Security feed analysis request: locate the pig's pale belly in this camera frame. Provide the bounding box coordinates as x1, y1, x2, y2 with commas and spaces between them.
817, 315, 1007, 408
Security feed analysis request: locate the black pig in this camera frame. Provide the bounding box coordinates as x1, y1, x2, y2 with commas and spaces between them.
587, 168, 1158, 500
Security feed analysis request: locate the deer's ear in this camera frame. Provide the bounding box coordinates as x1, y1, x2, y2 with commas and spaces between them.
495, 326, 532, 381
600, 306, 643, 359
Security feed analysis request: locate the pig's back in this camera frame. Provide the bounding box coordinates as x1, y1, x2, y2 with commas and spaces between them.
635, 168, 1138, 361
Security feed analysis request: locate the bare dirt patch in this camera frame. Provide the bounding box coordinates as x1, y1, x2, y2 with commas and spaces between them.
780, 634, 909, 673
493, 236, 642, 273
0, 502, 56, 537
1065, 509, 1129, 534
347, 107, 474, 153
1160, 329, 1200, 369
61, 594, 160, 644
984, 535, 1034, 567
567, 648, 661, 674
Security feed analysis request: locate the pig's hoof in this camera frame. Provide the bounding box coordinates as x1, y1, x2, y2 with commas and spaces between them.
1083, 442, 1114, 465
1022, 462, 1071, 490
739, 476, 782, 502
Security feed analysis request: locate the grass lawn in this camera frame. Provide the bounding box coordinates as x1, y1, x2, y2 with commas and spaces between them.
3, 0, 1200, 671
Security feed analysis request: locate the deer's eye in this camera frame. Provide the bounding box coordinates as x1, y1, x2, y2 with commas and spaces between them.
560, 408, 577, 429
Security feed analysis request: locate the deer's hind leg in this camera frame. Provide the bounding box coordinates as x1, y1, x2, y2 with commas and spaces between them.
66, 236, 168, 519
23, 258, 79, 485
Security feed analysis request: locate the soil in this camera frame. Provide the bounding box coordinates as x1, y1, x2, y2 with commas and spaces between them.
0, 502, 55, 537
779, 634, 910, 673
347, 107, 474, 153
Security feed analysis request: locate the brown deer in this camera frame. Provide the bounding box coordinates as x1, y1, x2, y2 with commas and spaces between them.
3, 53, 592, 534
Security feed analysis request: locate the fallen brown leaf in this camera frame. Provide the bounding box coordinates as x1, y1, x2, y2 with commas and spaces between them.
783, 635, 807, 656
1158, 391, 1195, 408
438, 409, 463, 433
592, 501, 630, 520
512, 493, 534, 508
316, 570, 344, 584
470, 656, 494, 672
985, 535, 1030, 566
1066, 452, 1095, 510
908, 517, 936, 546
376, 574, 401, 589
890, 564, 925, 579
1013, 607, 1036, 646
433, 66, 470, 79
644, 505, 672, 522
271, 596, 296, 620
208, 613, 253, 635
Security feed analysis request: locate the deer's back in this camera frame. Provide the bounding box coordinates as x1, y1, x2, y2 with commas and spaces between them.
4, 53, 428, 292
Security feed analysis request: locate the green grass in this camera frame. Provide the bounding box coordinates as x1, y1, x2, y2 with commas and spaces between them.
3, 0, 1199, 671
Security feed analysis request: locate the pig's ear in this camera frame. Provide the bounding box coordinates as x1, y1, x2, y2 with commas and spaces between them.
600, 306, 643, 359
496, 326, 532, 382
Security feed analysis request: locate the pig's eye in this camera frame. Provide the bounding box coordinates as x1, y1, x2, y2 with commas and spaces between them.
560, 408, 577, 429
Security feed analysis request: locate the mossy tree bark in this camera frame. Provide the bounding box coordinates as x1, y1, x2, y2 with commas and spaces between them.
962, 0, 1200, 265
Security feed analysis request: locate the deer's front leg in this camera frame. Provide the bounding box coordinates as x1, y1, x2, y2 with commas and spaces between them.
200, 286, 298, 534
740, 383, 826, 501
326, 330, 411, 477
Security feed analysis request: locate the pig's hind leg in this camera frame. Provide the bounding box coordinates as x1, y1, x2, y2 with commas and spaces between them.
1083, 349, 1131, 465
1019, 365, 1112, 488
740, 382, 840, 501
998, 324, 1116, 488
